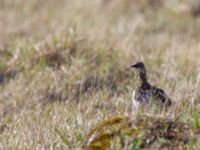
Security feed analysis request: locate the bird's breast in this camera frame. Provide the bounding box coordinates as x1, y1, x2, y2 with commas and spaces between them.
134, 90, 151, 103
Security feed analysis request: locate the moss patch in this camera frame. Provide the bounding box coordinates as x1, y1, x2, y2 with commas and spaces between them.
84, 115, 199, 150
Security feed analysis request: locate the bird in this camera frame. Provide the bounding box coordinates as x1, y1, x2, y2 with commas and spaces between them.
131, 62, 172, 111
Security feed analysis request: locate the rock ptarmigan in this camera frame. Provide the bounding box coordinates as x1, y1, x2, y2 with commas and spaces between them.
131, 62, 171, 111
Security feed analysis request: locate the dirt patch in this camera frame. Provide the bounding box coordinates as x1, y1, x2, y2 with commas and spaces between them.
31, 44, 66, 68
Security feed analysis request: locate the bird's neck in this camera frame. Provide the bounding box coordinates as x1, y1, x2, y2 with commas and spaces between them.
139, 71, 147, 82
138, 71, 150, 89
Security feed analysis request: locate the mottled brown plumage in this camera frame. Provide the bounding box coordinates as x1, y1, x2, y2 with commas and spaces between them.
131, 62, 171, 110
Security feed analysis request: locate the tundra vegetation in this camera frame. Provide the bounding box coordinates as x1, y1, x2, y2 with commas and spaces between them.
0, 0, 200, 149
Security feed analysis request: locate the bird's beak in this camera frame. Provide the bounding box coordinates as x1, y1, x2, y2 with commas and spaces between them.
131, 64, 137, 68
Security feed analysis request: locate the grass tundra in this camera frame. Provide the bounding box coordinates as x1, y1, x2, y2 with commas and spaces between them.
0, 0, 200, 149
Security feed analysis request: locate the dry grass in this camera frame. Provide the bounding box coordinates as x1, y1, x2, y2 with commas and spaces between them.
0, 0, 200, 149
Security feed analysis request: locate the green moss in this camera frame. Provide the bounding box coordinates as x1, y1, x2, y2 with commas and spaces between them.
84, 115, 200, 150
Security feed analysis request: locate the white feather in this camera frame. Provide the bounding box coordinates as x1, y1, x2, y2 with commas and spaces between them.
131, 90, 139, 112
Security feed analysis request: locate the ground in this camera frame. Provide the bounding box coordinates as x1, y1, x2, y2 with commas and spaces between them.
0, 0, 200, 149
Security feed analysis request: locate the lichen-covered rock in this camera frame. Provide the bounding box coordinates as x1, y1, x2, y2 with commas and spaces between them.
84, 115, 199, 150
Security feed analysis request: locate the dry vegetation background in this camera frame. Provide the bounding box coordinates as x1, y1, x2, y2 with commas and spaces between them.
0, 0, 200, 149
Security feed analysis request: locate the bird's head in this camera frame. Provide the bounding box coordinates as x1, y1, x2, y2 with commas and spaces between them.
131, 62, 147, 82
131, 62, 145, 71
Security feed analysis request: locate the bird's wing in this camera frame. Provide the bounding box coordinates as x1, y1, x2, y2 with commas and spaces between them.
151, 86, 171, 106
